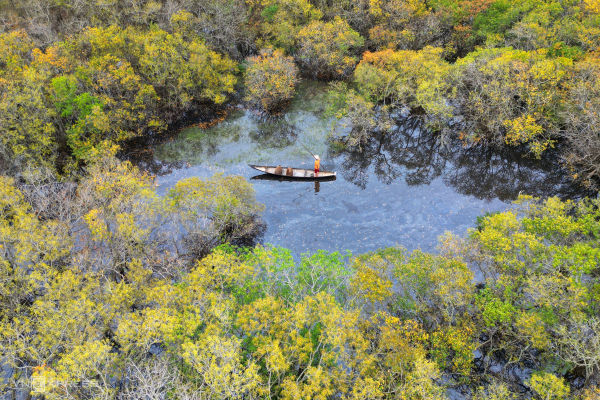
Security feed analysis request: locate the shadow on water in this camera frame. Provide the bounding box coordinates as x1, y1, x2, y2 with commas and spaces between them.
249, 116, 299, 149
332, 116, 591, 201
129, 80, 590, 254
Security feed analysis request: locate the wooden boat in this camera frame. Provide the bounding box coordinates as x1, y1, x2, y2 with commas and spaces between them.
251, 173, 337, 182
249, 164, 336, 180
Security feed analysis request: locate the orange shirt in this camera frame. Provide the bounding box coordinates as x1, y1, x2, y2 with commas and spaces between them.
314, 159, 320, 170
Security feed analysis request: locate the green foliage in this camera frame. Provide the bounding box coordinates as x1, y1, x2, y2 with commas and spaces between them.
51, 75, 105, 161
296, 249, 352, 299
458, 195, 600, 376
476, 288, 515, 327
262, 4, 280, 21
472, 0, 521, 39
2, 170, 600, 398
469, 0, 600, 53
3, 0, 600, 398
0, 26, 237, 177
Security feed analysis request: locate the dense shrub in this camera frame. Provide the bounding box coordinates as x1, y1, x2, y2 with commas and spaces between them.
326, 46, 451, 149
326, 83, 392, 149
2, 180, 599, 398
295, 16, 364, 79
309, 0, 373, 35
442, 195, 600, 380
3, 0, 600, 397
169, 1, 256, 59
247, 0, 322, 52
0, 27, 237, 177
529, 372, 570, 400
335, 46, 579, 159
354, 47, 451, 117
450, 48, 571, 156
0, 31, 58, 177
245, 48, 299, 113
561, 57, 600, 189
367, 0, 445, 51
472, 0, 600, 52
1, 0, 255, 56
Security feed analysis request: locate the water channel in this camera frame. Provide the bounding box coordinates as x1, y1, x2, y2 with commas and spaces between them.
133, 81, 587, 256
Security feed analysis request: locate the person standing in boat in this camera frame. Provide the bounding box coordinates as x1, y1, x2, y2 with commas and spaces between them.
314, 155, 320, 176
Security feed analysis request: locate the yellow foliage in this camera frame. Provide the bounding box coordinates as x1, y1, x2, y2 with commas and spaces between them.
182, 336, 261, 398
281, 366, 335, 400
350, 254, 394, 304
452, 48, 571, 155
84, 209, 109, 241
2, 155, 599, 400
516, 312, 550, 350
296, 16, 364, 79
529, 372, 570, 400
245, 47, 298, 112
355, 47, 451, 119
584, 0, 600, 14
249, 0, 322, 51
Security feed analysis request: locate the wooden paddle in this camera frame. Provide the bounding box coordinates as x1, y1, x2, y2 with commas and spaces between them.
299, 141, 318, 160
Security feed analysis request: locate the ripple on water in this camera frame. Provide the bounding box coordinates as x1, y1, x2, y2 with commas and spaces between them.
144, 80, 589, 256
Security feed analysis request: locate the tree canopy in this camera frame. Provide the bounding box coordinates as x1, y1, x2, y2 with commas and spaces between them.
1, 0, 600, 398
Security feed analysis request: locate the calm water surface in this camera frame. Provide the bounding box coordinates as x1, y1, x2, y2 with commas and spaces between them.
138, 81, 585, 255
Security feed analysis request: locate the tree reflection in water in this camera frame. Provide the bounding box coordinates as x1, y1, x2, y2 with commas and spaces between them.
132, 107, 591, 202
331, 116, 591, 201
249, 114, 298, 149
332, 117, 447, 189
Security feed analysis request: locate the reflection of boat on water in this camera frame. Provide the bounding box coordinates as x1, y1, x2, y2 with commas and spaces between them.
250, 173, 336, 183
249, 165, 336, 181
251, 173, 330, 193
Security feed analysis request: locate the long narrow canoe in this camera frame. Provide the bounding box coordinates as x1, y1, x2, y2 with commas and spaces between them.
249, 164, 336, 180
251, 173, 337, 182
